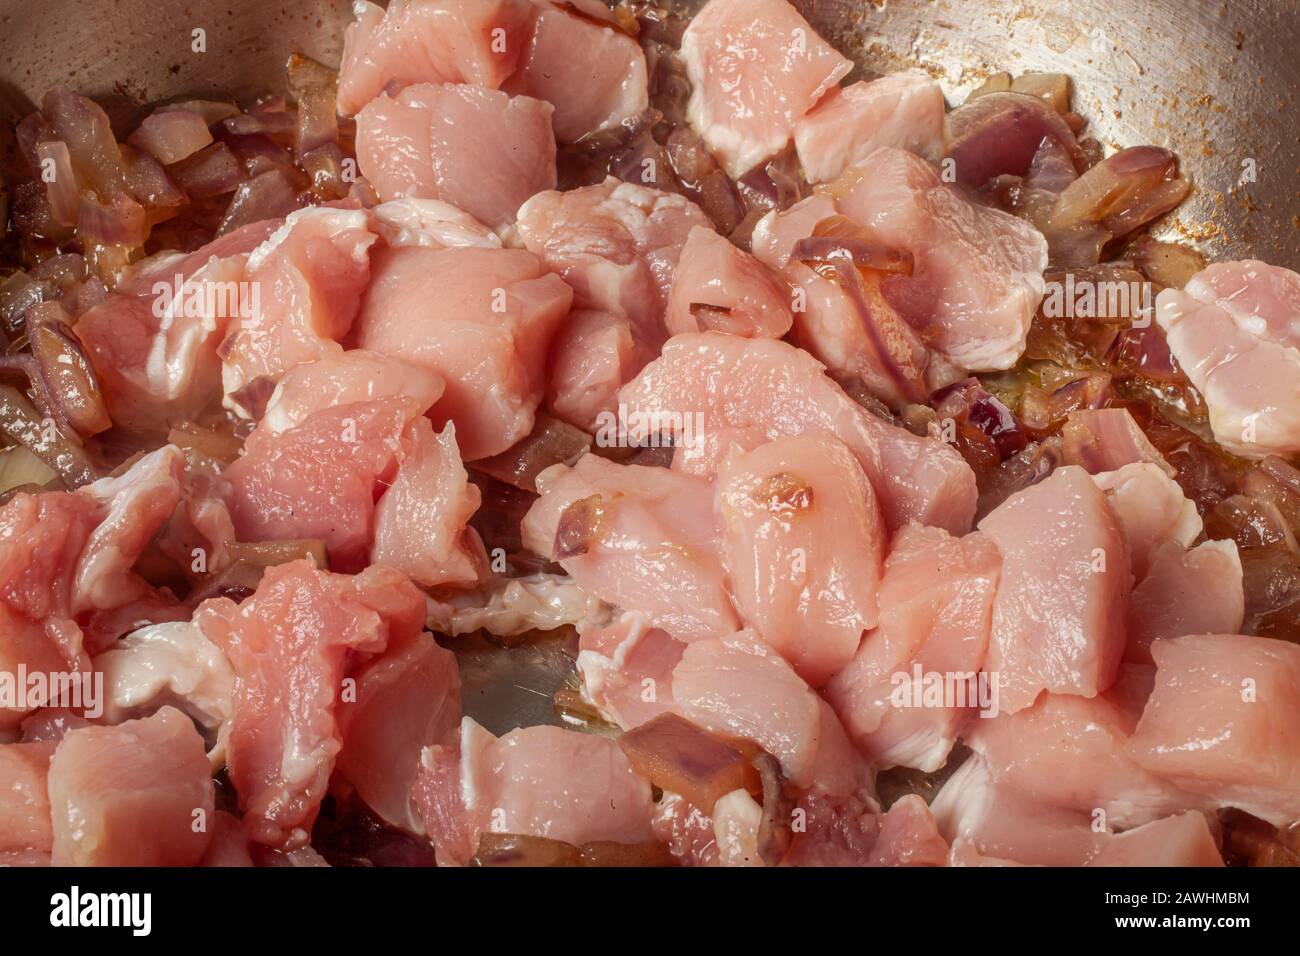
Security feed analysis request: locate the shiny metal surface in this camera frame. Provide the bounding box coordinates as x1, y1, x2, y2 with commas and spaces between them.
2, 0, 1295, 264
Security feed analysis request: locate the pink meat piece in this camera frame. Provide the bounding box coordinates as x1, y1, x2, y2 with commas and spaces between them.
1126, 540, 1244, 664
46, 707, 214, 866
1125, 633, 1300, 826
336, 0, 531, 115
977, 464, 1131, 712
1155, 261, 1300, 458
825, 148, 1048, 372
671, 424, 769, 477
260, 349, 445, 435
412, 718, 655, 865
76, 220, 279, 431
355, 82, 556, 230
220, 207, 378, 414
869, 795, 951, 867
223, 398, 415, 572
196, 560, 427, 847
1085, 812, 1224, 867
964, 664, 1206, 829
794, 72, 948, 183
354, 244, 574, 460
576, 612, 684, 729
522, 454, 738, 641
651, 791, 720, 867
73, 445, 185, 615
1062, 407, 1175, 476
825, 524, 1000, 771
783, 250, 945, 408
681, 0, 852, 178
370, 198, 502, 251
0, 740, 56, 865
670, 630, 822, 788
546, 309, 647, 432
717, 434, 885, 687
0, 449, 185, 727
504, 1, 649, 143
370, 418, 489, 588
784, 791, 948, 867
617, 332, 977, 534
516, 177, 712, 350
337, 632, 461, 834
200, 811, 257, 867
665, 226, 793, 339
1091, 462, 1202, 577
931, 755, 1109, 866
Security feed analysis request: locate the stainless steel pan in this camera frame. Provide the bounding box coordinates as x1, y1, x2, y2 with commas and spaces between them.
3, 0, 1296, 267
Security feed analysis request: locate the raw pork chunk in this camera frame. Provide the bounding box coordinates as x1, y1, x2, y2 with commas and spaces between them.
717, 434, 885, 686
794, 71, 947, 183
355, 82, 556, 230
517, 177, 712, 350
1126, 633, 1300, 826
618, 332, 977, 534
76, 219, 279, 432
504, 1, 649, 143
195, 561, 428, 848
220, 207, 378, 415
1155, 260, 1300, 457
412, 719, 655, 865
682, 0, 852, 178
825, 524, 1000, 771
47, 707, 214, 866
665, 226, 794, 339
977, 465, 1130, 712
1126, 540, 1244, 663
522, 454, 738, 642
336, 0, 532, 115
963, 665, 1204, 829
354, 244, 574, 460
824, 148, 1048, 372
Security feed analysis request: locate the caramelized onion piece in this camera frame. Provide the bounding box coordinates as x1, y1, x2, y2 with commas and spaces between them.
170, 143, 242, 198
25, 304, 112, 437
945, 91, 1079, 188
472, 832, 582, 867
1043, 147, 1190, 266
0, 384, 97, 488
1128, 235, 1206, 290
553, 494, 606, 559
167, 421, 244, 466
218, 169, 303, 236
618, 712, 762, 810
33, 139, 79, 226
41, 89, 128, 199
471, 832, 676, 868
753, 751, 794, 866
127, 109, 214, 166
473, 415, 593, 494
286, 53, 340, 161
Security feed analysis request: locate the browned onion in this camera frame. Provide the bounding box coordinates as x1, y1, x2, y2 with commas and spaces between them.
41, 89, 128, 199
218, 169, 303, 236
127, 109, 214, 166
618, 712, 762, 810
945, 91, 1080, 189
170, 143, 243, 198
24, 304, 112, 437
33, 140, 79, 226
156, 100, 241, 126
77, 192, 148, 247
553, 493, 605, 559
0, 383, 97, 488
120, 144, 188, 211
472, 414, 592, 494
285, 53, 340, 161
